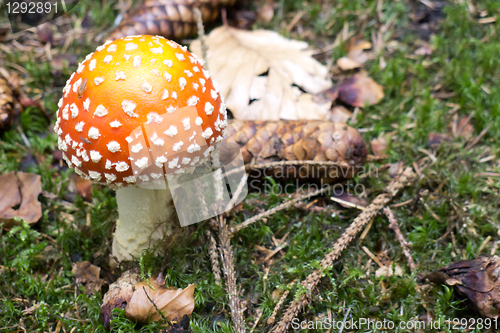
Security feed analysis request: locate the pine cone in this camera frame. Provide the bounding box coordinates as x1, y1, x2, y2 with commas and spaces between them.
0, 76, 15, 130
223, 120, 367, 183
111, 0, 236, 40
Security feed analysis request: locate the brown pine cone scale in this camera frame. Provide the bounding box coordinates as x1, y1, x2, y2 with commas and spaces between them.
223, 120, 367, 183
111, 0, 236, 40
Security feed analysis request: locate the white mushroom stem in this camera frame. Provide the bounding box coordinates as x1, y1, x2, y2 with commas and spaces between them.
112, 185, 177, 263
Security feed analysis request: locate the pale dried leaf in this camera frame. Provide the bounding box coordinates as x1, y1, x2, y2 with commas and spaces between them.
337, 57, 362, 70
347, 39, 373, 65
348, 39, 372, 52
126, 277, 195, 323
375, 264, 403, 278
0, 171, 42, 228
190, 27, 332, 121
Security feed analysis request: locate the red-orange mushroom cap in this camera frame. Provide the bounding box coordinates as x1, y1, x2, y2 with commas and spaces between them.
54, 35, 227, 188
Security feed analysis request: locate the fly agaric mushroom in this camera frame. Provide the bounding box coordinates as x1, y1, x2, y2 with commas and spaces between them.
54, 35, 227, 262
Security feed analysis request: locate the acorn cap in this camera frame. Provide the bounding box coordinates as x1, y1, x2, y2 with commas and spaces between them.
54, 35, 227, 188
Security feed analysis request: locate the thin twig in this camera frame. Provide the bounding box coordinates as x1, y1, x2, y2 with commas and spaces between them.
250, 308, 263, 333
271, 168, 416, 333
193, 8, 208, 68
225, 173, 248, 212
362, 246, 384, 267
383, 207, 417, 272
465, 123, 491, 150
231, 185, 333, 234
330, 196, 365, 210
216, 215, 246, 333
206, 230, 222, 285
267, 281, 295, 325
142, 286, 168, 322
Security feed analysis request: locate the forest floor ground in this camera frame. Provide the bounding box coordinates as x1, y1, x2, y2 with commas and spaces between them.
2, 0, 500, 332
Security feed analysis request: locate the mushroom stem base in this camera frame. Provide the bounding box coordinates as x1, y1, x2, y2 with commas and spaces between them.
112, 185, 177, 263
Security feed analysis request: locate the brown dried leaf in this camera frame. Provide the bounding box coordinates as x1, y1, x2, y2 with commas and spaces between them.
427, 132, 452, 148
72, 261, 106, 295
370, 134, 390, 158
425, 256, 500, 318
318, 73, 384, 107
69, 174, 93, 201
449, 116, 474, 140
190, 27, 333, 121
336, 74, 384, 107
126, 277, 195, 324
258, 4, 274, 24
100, 269, 141, 328
388, 161, 404, 178
0, 171, 42, 228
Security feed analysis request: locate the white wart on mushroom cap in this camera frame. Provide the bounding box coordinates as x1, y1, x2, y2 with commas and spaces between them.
54, 35, 227, 188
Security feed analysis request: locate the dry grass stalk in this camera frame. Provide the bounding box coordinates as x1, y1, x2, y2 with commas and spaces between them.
383, 207, 417, 271
231, 185, 334, 234
216, 215, 246, 333
267, 281, 296, 325
271, 167, 416, 333
193, 8, 208, 69
206, 230, 222, 285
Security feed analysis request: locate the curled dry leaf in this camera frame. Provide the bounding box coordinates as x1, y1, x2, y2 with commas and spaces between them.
100, 269, 195, 327
0, 171, 42, 228
100, 269, 141, 328
72, 261, 106, 295
317, 73, 384, 107
338, 74, 384, 107
425, 256, 500, 318
126, 278, 195, 324
190, 27, 333, 121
